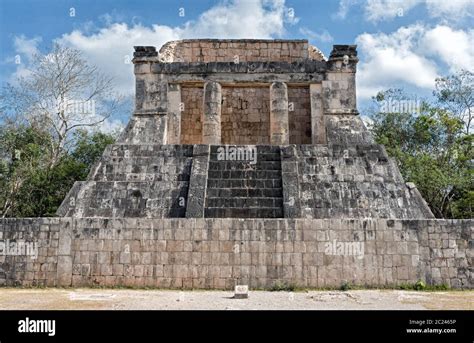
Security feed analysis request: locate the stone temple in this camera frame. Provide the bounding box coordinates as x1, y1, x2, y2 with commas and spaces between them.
1, 40, 471, 290
58, 39, 434, 220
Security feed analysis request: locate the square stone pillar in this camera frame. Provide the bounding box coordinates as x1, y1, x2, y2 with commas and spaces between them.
310, 83, 326, 144
323, 45, 359, 115
133, 46, 167, 115
202, 81, 222, 144
270, 82, 289, 145
167, 83, 182, 144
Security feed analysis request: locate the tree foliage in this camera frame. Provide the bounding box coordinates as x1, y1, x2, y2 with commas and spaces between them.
0, 126, 115, 217
369, 71, 473, 218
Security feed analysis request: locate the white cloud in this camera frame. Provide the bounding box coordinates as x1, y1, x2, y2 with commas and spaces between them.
364, 0, 422, 23
335, 0, 473, 23
356, 23, 474, 100
425, 0, 474, 20
422, 25, 474, 72
332, 0, 358, 20
54, 0, 297, 96
8, 35, 43, 82
57, 23, 179, 94
356, 24, 439, 99
180, 0, 298, 38
299, 28, 334, 43
13, 35, 42, 60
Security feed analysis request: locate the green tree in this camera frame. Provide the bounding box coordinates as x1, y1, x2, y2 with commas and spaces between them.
369, 84, 473, 219
0, 125, 116, 217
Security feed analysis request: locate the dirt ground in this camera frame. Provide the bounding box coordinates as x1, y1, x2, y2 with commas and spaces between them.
0, 288, 472, 310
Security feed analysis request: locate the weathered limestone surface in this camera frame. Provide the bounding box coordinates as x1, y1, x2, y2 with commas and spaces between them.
310, 83, 326, 144
202, 82, 222, 145
59, 145, 194, 218
158, 39, 311, 63
270, 82, 290, 145
166, 83, 181, 144
0, 218, 471, 289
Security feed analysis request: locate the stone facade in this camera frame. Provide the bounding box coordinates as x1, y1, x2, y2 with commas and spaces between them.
0, 218, 471, 289
57, 39, 434, 220
288, 87, 311, 144
158, 39, 318, 63
180, 87, 203, 144
4, 39, 471, 290
222, 87, 271, 144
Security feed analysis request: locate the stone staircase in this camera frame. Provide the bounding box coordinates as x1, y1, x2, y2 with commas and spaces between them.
205, 146, 284, 218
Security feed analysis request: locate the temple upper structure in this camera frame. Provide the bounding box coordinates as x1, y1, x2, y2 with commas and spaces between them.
57, 39, 434, 219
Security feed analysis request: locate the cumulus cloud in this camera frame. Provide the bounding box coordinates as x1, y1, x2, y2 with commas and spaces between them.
356, 23, 474, 99
55, 0, 298, 95
335, 0, 473, 23
13, 35, 42, 60
422, 25, 474, 72
9, 35, 42, 81
364, 0, 422, 23
425, 0, 474, 20
179, 0, 298, 38
57, 23, 179, 94
356, 24, 439, 99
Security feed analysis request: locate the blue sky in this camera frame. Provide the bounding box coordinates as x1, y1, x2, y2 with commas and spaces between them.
1, 0, 473, 130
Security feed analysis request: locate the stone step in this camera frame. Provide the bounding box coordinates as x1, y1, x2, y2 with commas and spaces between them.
205, 145, 284, 218
300, 174, 393, 183
282, 144, 387, 159
206, 197, 283, 208
207, 170, 282, 179
79, 206, 187, 218
93, 172, 191, 182
207, 179, 282, 188
207, 188, 283, 197
204, 207, 283, 218
208, 160, 281, 171
67, 180, 189, 218
108, 144, 194, 158
209, 153, 281, 162
209, 145, 280, 154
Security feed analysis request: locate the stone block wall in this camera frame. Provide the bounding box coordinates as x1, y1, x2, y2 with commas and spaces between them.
158, 39, 310, 63
221, 87, 270, 144
0, 218, 66, 287
280, 144, 434, 219
180, 87, 203, 144
0, 218, 471, 289
59, 145, 194, 218
288, 87, 311, 144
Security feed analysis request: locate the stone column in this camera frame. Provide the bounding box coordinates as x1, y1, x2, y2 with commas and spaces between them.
310, 83, 326, 144
270, 82, 289, 145
167, 83, 182, 144
202, 81, 222, 145
122, 46, 169, 144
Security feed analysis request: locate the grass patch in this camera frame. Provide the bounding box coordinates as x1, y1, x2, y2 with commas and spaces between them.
268, 281, 297, 292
